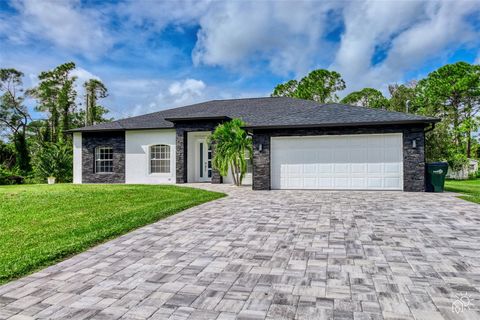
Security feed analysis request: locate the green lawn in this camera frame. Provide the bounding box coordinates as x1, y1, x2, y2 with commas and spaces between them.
0, 184, 225, 284
445, 179, 480, 204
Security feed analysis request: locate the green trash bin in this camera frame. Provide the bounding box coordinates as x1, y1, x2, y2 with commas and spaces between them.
426, 162, 449, 192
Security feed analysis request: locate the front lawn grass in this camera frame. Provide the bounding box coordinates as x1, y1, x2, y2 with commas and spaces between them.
445, 179, 480, 204
0, 184, 225, 284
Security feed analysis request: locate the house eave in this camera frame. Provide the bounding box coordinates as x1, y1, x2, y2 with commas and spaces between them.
243, 119, 440, 131
65, 126, 174, 133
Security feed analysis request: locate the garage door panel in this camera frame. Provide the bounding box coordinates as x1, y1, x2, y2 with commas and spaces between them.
385, 163, 401, 173
351, 177, 366, 188
287, 164, 302, 174
367, 178, 384, 188
303, 177, 317, 188
334, 163, 349, 173
351, 163, 367, 173
333, 149, 349, 162
271, 133, 403, 190
287, 178, 302, 188
350, 148, 368, 162
385, 177, 401, 188
303, 164, 317, 174
335, 177, 349, 188
367, 148, 383, 161
318, 163, 333, 173
367, 163, 383, 173
384, 148, 402, 162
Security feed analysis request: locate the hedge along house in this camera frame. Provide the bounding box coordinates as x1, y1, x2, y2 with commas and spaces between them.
69, 97, 439, 191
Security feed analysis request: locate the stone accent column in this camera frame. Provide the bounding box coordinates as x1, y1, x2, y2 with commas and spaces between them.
252, 132, 271, 190
175, 128, 187, 183
403, 127, 426, 192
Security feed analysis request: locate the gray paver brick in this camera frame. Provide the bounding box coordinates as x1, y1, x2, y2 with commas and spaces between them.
0, 184, 479, 319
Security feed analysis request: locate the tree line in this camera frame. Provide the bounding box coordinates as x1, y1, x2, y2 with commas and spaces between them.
272, 62, 480, 170
0, 62, 111, 184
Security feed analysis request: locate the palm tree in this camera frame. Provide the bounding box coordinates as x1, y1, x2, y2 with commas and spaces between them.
209, 119, 252, 186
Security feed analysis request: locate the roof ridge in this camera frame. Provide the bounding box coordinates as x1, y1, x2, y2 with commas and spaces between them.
325, 102, 435, 120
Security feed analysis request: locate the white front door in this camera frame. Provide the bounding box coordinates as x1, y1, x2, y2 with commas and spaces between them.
271, 133, 404, 190
196, 140, 212, 182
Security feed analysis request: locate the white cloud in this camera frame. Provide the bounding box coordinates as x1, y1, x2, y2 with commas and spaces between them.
168, 78, 206, 104
331, 1, 480, 94
118, 0, 210, 30
108, 78, 208, 117
71, 67, 100, 83
192, 1, 340, 76
8, 0, 113, 58
107, 77, 266, 118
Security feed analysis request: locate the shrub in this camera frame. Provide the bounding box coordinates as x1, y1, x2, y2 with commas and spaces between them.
447, 153, 469, 172
0, 166, 24, 185
33, 142, 73, 183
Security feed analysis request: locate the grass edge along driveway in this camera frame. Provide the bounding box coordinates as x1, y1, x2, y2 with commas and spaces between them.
0, 184, 225, 284
445, 179, 480, 204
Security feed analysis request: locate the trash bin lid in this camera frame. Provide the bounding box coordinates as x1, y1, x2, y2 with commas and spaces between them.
427, 162, 448, 165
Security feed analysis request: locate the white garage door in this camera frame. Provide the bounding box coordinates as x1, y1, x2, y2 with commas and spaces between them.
271, 133, 403, 190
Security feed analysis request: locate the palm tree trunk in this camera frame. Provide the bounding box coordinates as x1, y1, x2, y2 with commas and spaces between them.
230, 162, 237, 186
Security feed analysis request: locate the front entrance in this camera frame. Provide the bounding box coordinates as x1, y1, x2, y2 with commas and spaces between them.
187, 132, 213, 183
197, 140, 212, 182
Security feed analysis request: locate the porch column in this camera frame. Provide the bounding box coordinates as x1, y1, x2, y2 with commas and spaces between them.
252, 132, 271, 190
175, 128, 187, 183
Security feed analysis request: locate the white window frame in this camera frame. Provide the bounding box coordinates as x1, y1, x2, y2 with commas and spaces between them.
246, 153, 253, 174
95, 146, 114, 174
149, 144, 171, 175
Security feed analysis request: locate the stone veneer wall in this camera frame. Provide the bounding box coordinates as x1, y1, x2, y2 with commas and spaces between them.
82, 131, 125, 183
251, 125, 426, 192
174, 121, 223, 184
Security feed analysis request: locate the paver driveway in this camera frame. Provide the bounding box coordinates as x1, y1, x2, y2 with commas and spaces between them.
0, 185, 479, 320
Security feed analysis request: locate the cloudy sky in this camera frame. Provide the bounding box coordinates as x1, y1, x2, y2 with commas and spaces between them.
1, 0, 479, 119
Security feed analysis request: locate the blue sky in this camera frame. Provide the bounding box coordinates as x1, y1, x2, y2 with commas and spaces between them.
0, 0, 479, 120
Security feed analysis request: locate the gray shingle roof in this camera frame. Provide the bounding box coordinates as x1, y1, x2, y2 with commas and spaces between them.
69, 97, 438, 132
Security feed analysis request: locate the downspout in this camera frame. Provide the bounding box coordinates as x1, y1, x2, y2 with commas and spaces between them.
424, 122, 435, 134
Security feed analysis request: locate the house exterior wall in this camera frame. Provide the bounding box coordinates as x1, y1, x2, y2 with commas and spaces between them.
174, 121, 223, 184
125, 129, 176, 184
73, 132, 82, 184
82, 131, 125, 183
252, 125, 426, 192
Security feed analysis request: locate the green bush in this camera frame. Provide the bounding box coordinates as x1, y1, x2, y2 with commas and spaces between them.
33, 142, 73, 183
0, 166, 24, 185
447, 153, 469, 172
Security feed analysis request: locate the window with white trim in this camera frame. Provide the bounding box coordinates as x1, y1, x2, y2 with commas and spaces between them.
246, 154, 253, 174
150, 144, 171, 173
95, 147, 113, 173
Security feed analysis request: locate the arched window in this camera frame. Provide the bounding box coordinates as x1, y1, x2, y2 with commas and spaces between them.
150, 144, 170, 173
95, 146, 113, 173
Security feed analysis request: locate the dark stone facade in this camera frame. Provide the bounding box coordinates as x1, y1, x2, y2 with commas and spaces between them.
174, 121, 223, 184
252, 133, 271, 190
251, 125, 427, 192
82, 132, 125, 183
